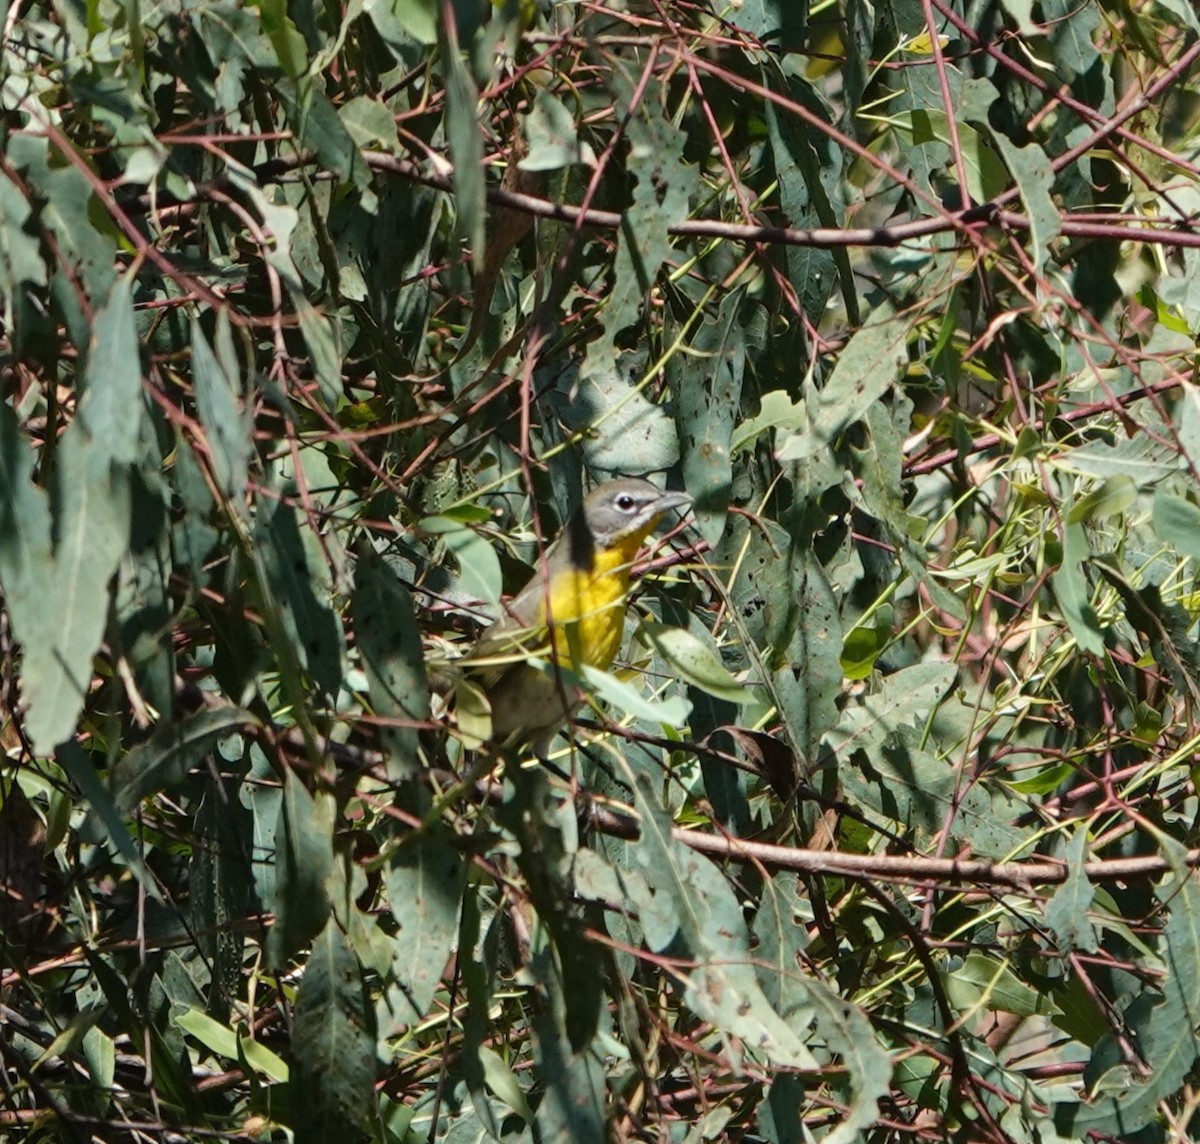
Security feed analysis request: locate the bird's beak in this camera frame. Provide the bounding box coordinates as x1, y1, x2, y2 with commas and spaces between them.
654, 490, 692, 515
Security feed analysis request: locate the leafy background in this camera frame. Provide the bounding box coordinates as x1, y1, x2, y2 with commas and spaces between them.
3, 0, 1200, 1140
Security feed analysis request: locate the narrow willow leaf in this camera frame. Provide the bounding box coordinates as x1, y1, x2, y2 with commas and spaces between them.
630, 776, 820, 1071
24, 419, 132, 752
291, 920, 377, 1143
945, 953, 1052, 1018
81, 277, 143, 464
267, 768, 334, 967
637, 621, 746, 704
443, 40, 485, 271
191, 315, 251, 502
676, 288, 745, 544
1152, 488, 1200, 559
352, 545, 431, 781
109, 706, 257, 814
57, 742, 161, 902
776, 309, 909, 463
255, 489, 346, 697
1051, 522, 1105, 656
1044, 827, 1098, 954
380, 830, 464, 1032
579, 663, 692, 728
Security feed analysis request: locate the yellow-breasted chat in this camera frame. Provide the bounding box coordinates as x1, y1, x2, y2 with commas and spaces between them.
450, 478, 691, 754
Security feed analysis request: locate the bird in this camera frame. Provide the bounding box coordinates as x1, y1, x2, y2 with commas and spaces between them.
454, 477, 691, 753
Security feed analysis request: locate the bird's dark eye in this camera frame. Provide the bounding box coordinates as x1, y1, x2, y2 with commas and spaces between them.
615, 493, 637, 512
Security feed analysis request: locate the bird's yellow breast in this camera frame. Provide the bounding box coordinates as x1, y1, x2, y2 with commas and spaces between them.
538, 539, 641, 672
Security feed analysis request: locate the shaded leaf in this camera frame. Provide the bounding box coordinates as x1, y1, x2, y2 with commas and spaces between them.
292, 920, 377, 1143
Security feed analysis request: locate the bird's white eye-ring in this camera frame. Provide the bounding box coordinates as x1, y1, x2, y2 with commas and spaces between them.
615, 493, 637, 511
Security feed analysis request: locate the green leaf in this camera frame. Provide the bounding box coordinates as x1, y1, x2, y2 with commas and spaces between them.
174, 1008, 290, 1081
944, 953, 1051, 1019
443, 41, 485, 271
278, 84, 371, 192
579, 663, 692, 728
191, 315, 252, 502
255, 486, 346, 696
991, 132, 1062, 273
339, 94, 400, 150
637, 622, 746, 704
380, 830, 464, 1031
291, 920, 377, 1143
772, 544, 844, 762
1055, 858, 1200, 1137
629, 776, 821, 1071
1044, 827, 1098, 954
520, 89, 586, 172
603, 85, 693, 342
1093, 559, 1200, 706
755, 875, 891, 1144
563, 359, 682, 476
267, 768, 334, 966
1152, 488, 1200, 559
10, 134, 117, 308
731, 389, 807, 455
1054, 434, 1179, 483
191, 779, 253, 1020
57, 741, 161, 902
0, 170, 48, 292
369, 0, 438, 44
25, 420, 132, 752
423, 513, 503, 609
477, 1045, 534, 1122
762, 61, 851, 327
352, 545, 432, 781
1066, 476, 1136, 523
0, 403, 53, 689
257, 0, 310, 79
676, 288, 745, 544
776, 309, 909, 462
81, 277, 144, 464
109, 706, 257, 814
824, 662, 957, 763
526, 938, 607, 1141
1051, 522, 1105, 656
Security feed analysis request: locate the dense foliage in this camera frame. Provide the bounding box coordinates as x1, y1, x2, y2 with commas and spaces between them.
3, 0, 1200, 1140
